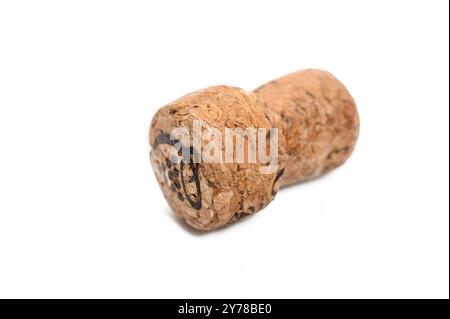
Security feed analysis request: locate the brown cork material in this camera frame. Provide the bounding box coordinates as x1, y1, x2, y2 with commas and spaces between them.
149, 69, 359, 231
255, 69, 360, 186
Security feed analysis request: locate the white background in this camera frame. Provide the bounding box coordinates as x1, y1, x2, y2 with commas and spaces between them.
0, 0, 448, 299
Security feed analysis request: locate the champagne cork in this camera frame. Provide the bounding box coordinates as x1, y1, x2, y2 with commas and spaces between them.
149, 69, 359, 231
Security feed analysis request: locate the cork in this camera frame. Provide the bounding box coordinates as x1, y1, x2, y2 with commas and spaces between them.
149, 69, 359, 231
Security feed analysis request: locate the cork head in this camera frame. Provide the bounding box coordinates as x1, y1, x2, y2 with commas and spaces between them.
150, 86, 286, 230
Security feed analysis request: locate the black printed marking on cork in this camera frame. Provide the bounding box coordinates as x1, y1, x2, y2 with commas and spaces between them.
271, 168, 285, 196
180, 160, 202, 210
154, 133, 202, 210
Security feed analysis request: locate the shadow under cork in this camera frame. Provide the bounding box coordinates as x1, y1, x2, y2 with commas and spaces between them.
278, 166, 339, 191
164, 165, 346, 235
